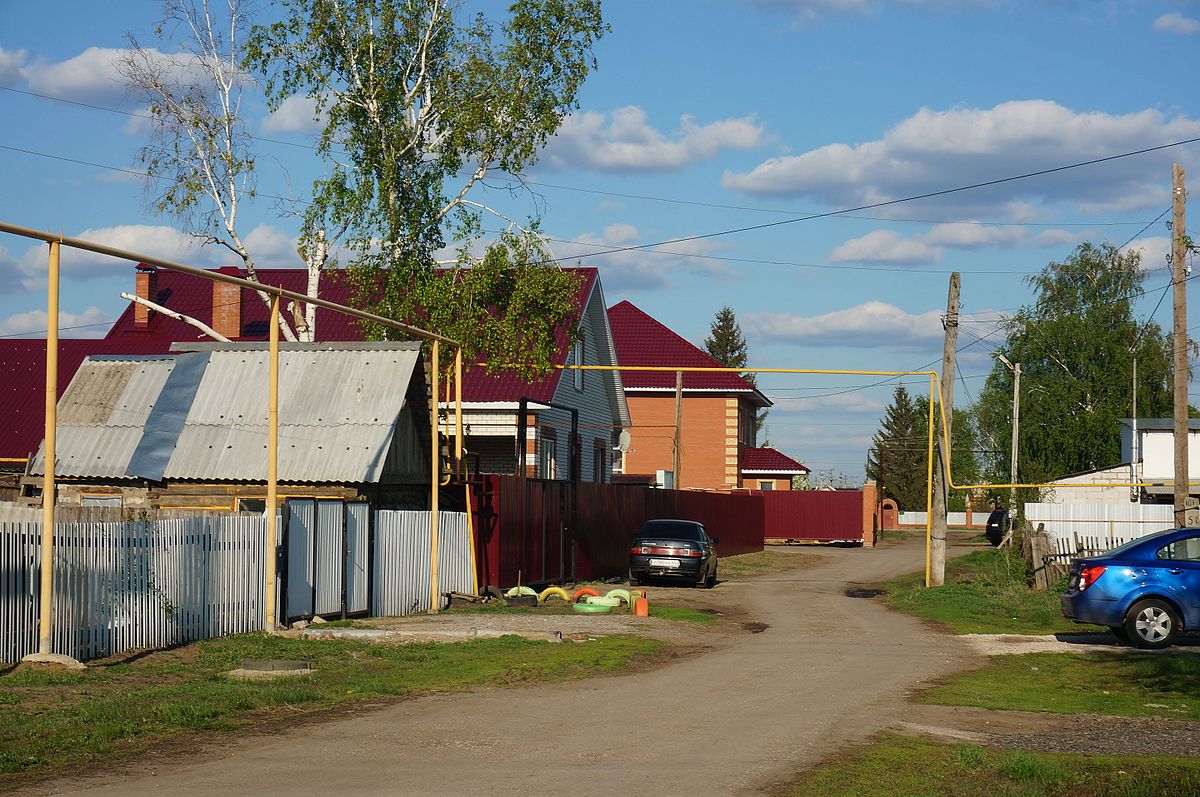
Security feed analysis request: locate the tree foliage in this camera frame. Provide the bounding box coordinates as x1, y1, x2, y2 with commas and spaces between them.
245, 0, 607, 375
704, 306, 768, 435
867, 385, 980, 511
974, 242, 1174, 484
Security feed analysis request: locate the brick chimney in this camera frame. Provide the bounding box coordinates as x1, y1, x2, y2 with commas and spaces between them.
212, 266, 243, 340
134, 264, 159, 328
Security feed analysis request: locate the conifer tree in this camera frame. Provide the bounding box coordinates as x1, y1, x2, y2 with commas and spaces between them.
704, 307, 767, 435
866, 385, 925, 510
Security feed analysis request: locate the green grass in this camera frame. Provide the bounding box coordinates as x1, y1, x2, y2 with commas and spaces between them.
719, 549, 815, 579
786, 733, 1200, 797
647, 606, 718, 624
925, 651, 1200, 720
0, 632, 662, 785
884, 548, 1075, 635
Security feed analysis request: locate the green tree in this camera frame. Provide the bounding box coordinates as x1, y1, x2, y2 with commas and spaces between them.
245, 0, 607, 376
866, 385, 925, 510
704, 306, 768, 435
975, 242, 1174, 485
913, 396, 980, 512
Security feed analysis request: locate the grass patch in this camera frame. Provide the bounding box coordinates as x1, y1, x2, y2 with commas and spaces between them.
719, 549, 814, 580
786, 733, 1200, 797
924, 651, 1200, 720
648, 606, 718, 624
0, 632, 661, 785
884, 548, 1074, 635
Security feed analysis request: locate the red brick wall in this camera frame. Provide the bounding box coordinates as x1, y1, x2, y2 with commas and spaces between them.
212, 282, 242, 339
134, 268, 158, 327
624, 394, 742, 489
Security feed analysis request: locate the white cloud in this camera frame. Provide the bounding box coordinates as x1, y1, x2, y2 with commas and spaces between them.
746, 301, 944, 349
244, 224, 300, 267
22, 46, 225, 109
553, 223, 735, 292
262, 93, 324, 135
830, 230, 942, 264
0, 306, 111, 339
769, 394, 884, 414
0, 47, 27, 86
924, 222, 1027, 248
723, 101, 1200, 217
14, 224, 226, 292
1122, 235, 1172, 273
542, 106, 766, 173
1154, 12, 1200, 34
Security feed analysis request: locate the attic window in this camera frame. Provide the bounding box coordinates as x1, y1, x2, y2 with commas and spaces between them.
574, 338, 584, 391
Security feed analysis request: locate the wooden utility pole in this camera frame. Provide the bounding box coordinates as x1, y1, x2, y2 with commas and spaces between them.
930, 272, 959, 586
1172, 164, 1190, 526
673, 369, 683, 488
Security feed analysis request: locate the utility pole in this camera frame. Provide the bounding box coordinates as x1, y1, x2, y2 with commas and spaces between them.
930, 272, 959, 587
1172, 164, 1190, 526
997, 354, 1020, 519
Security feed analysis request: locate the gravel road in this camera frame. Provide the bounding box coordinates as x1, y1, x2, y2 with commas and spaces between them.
30, 536, 981, 797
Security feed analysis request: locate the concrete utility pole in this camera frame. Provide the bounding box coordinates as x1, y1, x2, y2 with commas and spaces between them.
673, 369, 683, 487
1172, 164, 1190, 526
998, 354, 1021, 520
930, 272, 959, 587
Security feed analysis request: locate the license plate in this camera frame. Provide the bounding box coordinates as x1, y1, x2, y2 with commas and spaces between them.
649, 558, 679, 569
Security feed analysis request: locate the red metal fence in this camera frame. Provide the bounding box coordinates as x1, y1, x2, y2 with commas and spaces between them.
472, 475, 767, 588
759, 489, 864, 542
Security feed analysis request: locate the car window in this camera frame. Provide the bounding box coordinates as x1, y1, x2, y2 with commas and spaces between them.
1156, 536, 1200, 562
640, 520, 702, 540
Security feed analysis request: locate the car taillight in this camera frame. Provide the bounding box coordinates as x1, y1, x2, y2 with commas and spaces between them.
630, 545, 649, 555
1078, 565, 1106, 591
680, 548, 702, 558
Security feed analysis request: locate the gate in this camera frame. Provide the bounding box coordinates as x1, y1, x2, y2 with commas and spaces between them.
282, 499, 371, 622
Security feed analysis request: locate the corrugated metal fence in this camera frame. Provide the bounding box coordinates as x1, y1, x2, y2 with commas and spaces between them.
1, 505, 472, 663
1025, 502, 1174, 549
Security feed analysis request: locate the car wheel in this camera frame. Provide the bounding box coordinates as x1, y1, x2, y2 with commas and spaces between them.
705, 565, 717, 589
629, 571, 641, 587
1123, 598, 1180, 649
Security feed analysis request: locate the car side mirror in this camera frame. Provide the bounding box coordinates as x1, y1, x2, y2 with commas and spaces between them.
711, 537, 720, 544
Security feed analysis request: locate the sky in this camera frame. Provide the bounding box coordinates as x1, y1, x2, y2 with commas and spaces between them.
1, 0, 1199, 485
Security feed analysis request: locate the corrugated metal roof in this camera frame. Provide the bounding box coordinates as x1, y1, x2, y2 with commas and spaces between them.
31, 343, 422, 484
742, 446, 809, 474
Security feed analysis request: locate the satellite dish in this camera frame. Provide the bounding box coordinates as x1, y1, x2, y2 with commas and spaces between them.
615, 429, 631, 452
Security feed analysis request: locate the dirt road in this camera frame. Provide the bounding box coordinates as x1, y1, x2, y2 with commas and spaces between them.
35, 536, 981, 797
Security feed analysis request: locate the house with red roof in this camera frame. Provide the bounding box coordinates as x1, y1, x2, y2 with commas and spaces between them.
607, 300, 808, 491
1, 264, 628, 501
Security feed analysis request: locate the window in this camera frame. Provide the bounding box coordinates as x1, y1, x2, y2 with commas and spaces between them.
759, 481, 774, 491
238, 499, 267, 513
538, 427, 558, 479
573, 337, 584, 391
593, 438, 607, 483
1157, 536, 1200, 562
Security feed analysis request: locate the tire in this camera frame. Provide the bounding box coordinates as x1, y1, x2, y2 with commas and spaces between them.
629, 571, 641, 587
1124, 598, 1180, 649
705, 566, 717, 589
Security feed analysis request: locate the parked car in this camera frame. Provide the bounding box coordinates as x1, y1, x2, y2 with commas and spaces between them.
628, 519, 719, 588
1061, 526, 1200, 648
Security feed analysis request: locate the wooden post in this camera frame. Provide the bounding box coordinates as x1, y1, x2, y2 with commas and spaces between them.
429, 341, 441, 612
1172, 164, 1190, 526
930, 272, 959, 586
35, 240, 60, 656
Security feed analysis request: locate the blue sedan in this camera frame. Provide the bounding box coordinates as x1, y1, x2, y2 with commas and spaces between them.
1061, 527, 1200, 648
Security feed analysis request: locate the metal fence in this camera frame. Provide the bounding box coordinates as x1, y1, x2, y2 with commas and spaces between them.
1, 513, 266, 663
1, 506, 474, 663
1025, 502, 1174, 548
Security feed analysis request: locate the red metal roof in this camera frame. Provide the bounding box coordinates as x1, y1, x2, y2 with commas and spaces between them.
742, 447, 809, 474
606, 300, 763, 395
104, 265, 598, 403
0, 339, 174, 460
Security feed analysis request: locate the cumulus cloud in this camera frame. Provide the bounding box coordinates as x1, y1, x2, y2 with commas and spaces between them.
1121, 235, 1173, 273
1154, 12, 1200, 34
552, 223, 735, 293
767, 394, 884, 414
723, 100, 1200, 218
0, 47, 27, 86
22, 46, 227, 109
829, 230, 942, 264
0, 306, 111, 339
541, 106, 765, 173
244, 224, 301, 268
745, 301, 944, 349
262, 93, 324, 135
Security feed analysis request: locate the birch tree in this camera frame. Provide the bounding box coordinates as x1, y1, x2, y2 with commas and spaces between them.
245, 0, 606, 375
118, 0, 335, 341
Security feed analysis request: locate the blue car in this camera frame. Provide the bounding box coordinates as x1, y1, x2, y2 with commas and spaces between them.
1061, 526, 1200, 648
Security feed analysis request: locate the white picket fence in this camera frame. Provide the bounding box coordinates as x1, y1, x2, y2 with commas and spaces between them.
1, 507, 473, 663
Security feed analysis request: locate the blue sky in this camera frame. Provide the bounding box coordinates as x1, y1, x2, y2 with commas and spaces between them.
1, 0, 1198, 483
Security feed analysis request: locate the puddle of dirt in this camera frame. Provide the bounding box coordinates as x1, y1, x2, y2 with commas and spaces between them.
741, 622, 769, 634
845, 587, 884, 599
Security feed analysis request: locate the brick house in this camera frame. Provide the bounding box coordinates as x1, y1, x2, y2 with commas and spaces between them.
608, 300, 805, 491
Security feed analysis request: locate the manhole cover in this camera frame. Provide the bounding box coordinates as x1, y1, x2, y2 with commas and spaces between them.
845, 588, 884, 599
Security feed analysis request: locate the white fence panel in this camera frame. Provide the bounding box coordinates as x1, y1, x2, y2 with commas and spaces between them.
1025, 502, 1174, 548
372, 510, 471, 616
